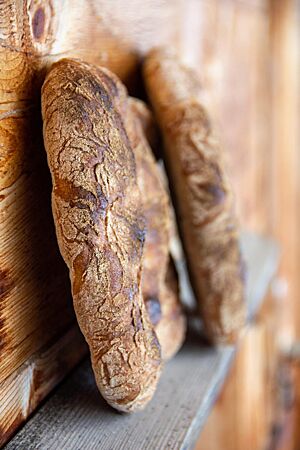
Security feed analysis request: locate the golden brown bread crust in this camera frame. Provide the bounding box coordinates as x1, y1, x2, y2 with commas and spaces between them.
155, 256, 186, 359
143, 48, 246, 344
70, 63, 186, 359
126, 98, 186, 360
41, 58, 161, 412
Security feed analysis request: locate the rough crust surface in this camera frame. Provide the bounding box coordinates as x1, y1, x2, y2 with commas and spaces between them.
89, 74, 186, 359
42, 58, 161, 412
143, 48, 246, 344
126, 98, 186, 360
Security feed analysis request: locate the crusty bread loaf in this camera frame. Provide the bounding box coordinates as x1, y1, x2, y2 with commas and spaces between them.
127, 98, 186, 360
76, 65, 186, 359
41, 58, 162, 412
143, 48, 246, 344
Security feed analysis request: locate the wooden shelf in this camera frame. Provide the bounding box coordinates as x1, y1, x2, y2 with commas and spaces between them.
5, 233, 279, 450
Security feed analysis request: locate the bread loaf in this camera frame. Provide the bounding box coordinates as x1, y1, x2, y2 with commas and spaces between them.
143, 48, 246, 344
126, 98, 186, 360
71, 63, 186, 359
41, 58, 162, 412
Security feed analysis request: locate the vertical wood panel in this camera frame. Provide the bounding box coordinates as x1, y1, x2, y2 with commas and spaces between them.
179, 0, 271, 232
270, 1, 300, 448
270, 0, 300, 346
188, 1, 281, 449
197, 0, 300, 448
197, 295, 280, 450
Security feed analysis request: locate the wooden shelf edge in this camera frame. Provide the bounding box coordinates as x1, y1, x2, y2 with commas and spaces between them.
4, 232, 280, 450
0, 325, 87, 446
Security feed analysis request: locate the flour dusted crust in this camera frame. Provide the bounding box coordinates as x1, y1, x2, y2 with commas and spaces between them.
127, 98, 186, 360
86, 70, 186, 359
143, 48, 246, 344
41, 58, 161, 412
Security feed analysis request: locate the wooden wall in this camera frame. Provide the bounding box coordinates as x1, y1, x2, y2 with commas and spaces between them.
0, 0, 298, 447
197, 0, 300, 449
179, 0, 272, 233
270, 1, 300, 448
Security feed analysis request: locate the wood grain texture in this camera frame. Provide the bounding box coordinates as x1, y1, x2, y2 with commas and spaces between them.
0, 0, 181, 441
0, 325, 87, 447
178, 0, 271, 233
4, 233, 279, 450
197, 293, 281, 450
270, 0, 300, 350
269, 1, 300, 448
4, 351, 234, 450
177, 2, 278, 449
0, 0, 283, 447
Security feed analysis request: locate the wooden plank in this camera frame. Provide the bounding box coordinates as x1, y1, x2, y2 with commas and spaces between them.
5, 348, 234, 450
270, 0, 300, 353
197, 293, 281, 450
269, 1, 300, 448
5, 233, 279, 450
180, 3, 278, 448
0, 325, 87, 447
179, 0, 271, 233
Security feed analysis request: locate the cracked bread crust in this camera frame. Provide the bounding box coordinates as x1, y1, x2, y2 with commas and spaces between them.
143, 48, 246, 344
41, 58, 161, 412
126, 98, 186, 360
87, 70, 186, 360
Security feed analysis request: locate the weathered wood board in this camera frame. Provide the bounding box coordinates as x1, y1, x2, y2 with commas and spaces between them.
0, 325, 87, 446
4, 233, 279, 450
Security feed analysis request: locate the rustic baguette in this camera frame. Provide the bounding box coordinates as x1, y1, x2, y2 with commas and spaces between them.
126, 98, 186, 360
41, 58, 162, 412
78, 65, 186, 359
143, 48, 246, 344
